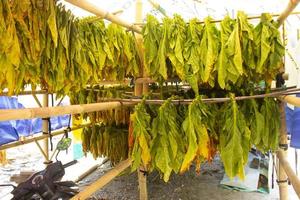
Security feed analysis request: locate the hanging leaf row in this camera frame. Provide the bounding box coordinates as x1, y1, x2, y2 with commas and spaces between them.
130, 96, 280, 181
143, 12, 284, 93
0, 1, 140, 96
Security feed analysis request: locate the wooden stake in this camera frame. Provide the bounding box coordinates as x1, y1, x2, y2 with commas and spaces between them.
70, 159, 132, 200
0, 102, 121, 121
278, 103, 289, 200
65, 0, 142, 33
277, 150, 300, 198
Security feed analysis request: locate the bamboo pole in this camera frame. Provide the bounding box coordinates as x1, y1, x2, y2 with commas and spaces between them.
277, 103, 289, 200
35, 140, 49, 161
65, 0, 142, 33
135, 1, 148, 199
0, 124, 90, 151
277, 150, 300, 199
0, 90, 48, 96
0, 102, 121, 122
32, 94, 42, 108
75, 158, 109, 182
70, 159, 132, 200
147, 0, 167, 17
134, 12, 300, 26
277, 0, 300, 26
108, 88, 300, 105
280, 95, 300, 107
42, 93, 50, 164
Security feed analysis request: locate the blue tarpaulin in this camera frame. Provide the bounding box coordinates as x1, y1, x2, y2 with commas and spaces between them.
285, 94, 300, 149
0, 96, 70, 146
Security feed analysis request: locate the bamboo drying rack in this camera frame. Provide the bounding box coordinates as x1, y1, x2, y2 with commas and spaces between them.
0, 0, 299, 199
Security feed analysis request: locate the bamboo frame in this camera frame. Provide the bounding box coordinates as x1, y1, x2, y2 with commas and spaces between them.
135, 1, 148, 199
277, 150, 300, 199
65, 0, 142, 33
280, 95, 300, 107
32, 94, 42, 108
0, 102, 122, 121
277, 0, 300, 26
74, 158, 109, 183
278, 103, 289, 200
70, 159, 132, 200
134, 12, 300, 26
42, 93, 50, 163
108, 88, 300, 105
0, 90, 48, 96
34, 140, 48, 161
0, 124, 90, 151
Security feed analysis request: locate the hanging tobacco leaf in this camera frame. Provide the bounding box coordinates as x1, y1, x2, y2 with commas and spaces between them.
151, 98, 184, 182
260, 98, 280, 151
180, 96, 213, 174
200, 17, 219, 86
254, 13, 284, 80
219, 94, 251, 179
168, 14, 186, 80
130, 101, 152, 171
184, 18, 203, 95
143, 15, 161, 78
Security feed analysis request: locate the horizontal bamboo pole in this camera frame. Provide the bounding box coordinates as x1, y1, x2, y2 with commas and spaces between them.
277, 0, 300, 26
134, 12, 300, 26
0, 102, 121, 122
0, 90, 48, 96
71, 158, 132, 200
0, 124, 91, 151
65, 0, 142, 33
277, 150, 300, 198
280, 95, 300, 107
110, 88, 300, 105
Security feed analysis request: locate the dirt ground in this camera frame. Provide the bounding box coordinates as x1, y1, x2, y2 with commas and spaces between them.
78, 157, 274, 200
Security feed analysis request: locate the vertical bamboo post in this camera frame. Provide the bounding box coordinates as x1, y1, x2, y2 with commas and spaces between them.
42, 93, 50, 164
278, 102, 289, 200
277, 20, 289, 200
135, 1, 148, 200
0, 150, 7, 165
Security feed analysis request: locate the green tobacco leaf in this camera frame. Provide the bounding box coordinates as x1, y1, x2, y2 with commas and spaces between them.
217, 16, 234, 89
157, 17, 171, 80
168, 15, 186, 80
131, 101, 152, 171
219, 94, 250, 179
237, 11, 255, 70
151, 98, 184, 181
201, 17, 219, 83
143, 15, 161, 77
47, 1, 58, 47
180, 96, 211, 173
260, 98, 280, 151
